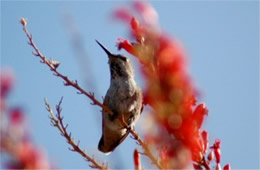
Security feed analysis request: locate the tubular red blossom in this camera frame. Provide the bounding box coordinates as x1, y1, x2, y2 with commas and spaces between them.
132, 1, 158, 26
210, 139, 221, 164
117, 38, 135, 55
113, 7, 133, 23
207, 150, 214, 162
133, 1, 146, 14
223, 163, 231, 170
176, 117, 203, 161
130, 17, 144, 44
214, 139, 221, 148
131, 17, 139, 33
133, 149, 141, 170
192, 103, 208, 129
130, 17, 143, 42
201, 130, 209, 154
214, 148, 221, 164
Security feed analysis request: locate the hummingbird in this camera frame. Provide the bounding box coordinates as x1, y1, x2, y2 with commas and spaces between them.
96, 40, 143, 155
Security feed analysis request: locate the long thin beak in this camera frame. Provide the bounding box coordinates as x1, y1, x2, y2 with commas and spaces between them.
96, 40, 112, 56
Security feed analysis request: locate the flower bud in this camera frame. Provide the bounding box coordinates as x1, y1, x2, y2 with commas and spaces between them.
131, 17, 139, 32
215, 139, 221, 148
134, 149, 141, 170
201, 130, 209, 154
223, 163, 231, 170
19, 18, 27, 26
193, 103, 208, 128
207, 150, 214, 162
214, 148, 221, 163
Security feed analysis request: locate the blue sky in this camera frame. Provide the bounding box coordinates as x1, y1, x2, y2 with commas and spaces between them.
1, 0, 259, 169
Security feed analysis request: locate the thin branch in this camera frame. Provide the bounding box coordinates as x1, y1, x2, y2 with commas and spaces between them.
20, 18, 162, 170
120, 116, 163, 169
20, 18, 112, 116
44, 98, 107, 170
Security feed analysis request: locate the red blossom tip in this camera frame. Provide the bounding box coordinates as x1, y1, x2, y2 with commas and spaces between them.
116, 38, 135, 55
131, 17, 139, 32
113, 7, 133, 23
214, 139, 221, 148
223, 163, 231, 170
207, 150, 214, 162
133, 1, 158, 26
134, 149, 141, 170
201, 130, 209, 154
214, 148, 221, 163
192, 103, 208, 128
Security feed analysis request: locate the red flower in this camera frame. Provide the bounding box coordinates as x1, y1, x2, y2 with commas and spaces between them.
113, 1, 229, 169
192, 103, 208, 129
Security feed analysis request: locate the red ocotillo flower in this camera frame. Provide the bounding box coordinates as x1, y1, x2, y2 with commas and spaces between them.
114, 1, 212, 168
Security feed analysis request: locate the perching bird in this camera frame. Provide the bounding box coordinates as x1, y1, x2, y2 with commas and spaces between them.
96, 40, 143, 155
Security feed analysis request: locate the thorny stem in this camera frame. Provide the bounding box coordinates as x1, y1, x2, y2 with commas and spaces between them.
20, 18, 162, 170
44, 98, 107, 170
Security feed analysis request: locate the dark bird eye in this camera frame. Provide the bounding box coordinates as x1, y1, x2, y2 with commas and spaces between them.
117, 55, 127, 62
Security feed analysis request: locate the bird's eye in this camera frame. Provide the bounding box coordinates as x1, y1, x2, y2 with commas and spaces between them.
117, 55, 127, 62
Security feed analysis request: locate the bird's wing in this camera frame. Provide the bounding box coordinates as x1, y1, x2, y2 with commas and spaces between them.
98, 128, 129, 154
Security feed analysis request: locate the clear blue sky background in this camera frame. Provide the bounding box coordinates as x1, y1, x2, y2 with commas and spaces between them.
1, 0, 259, 169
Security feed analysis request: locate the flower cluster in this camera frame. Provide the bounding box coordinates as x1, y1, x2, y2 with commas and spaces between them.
0, 70, 51, 169
114, 1, 230, 169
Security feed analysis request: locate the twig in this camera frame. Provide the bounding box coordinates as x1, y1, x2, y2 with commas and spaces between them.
20, 18, 112, 116
130, 129, 162, 169
44, 97, 107, 169
20, 18, 162, 170
120, 117, 163, 169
